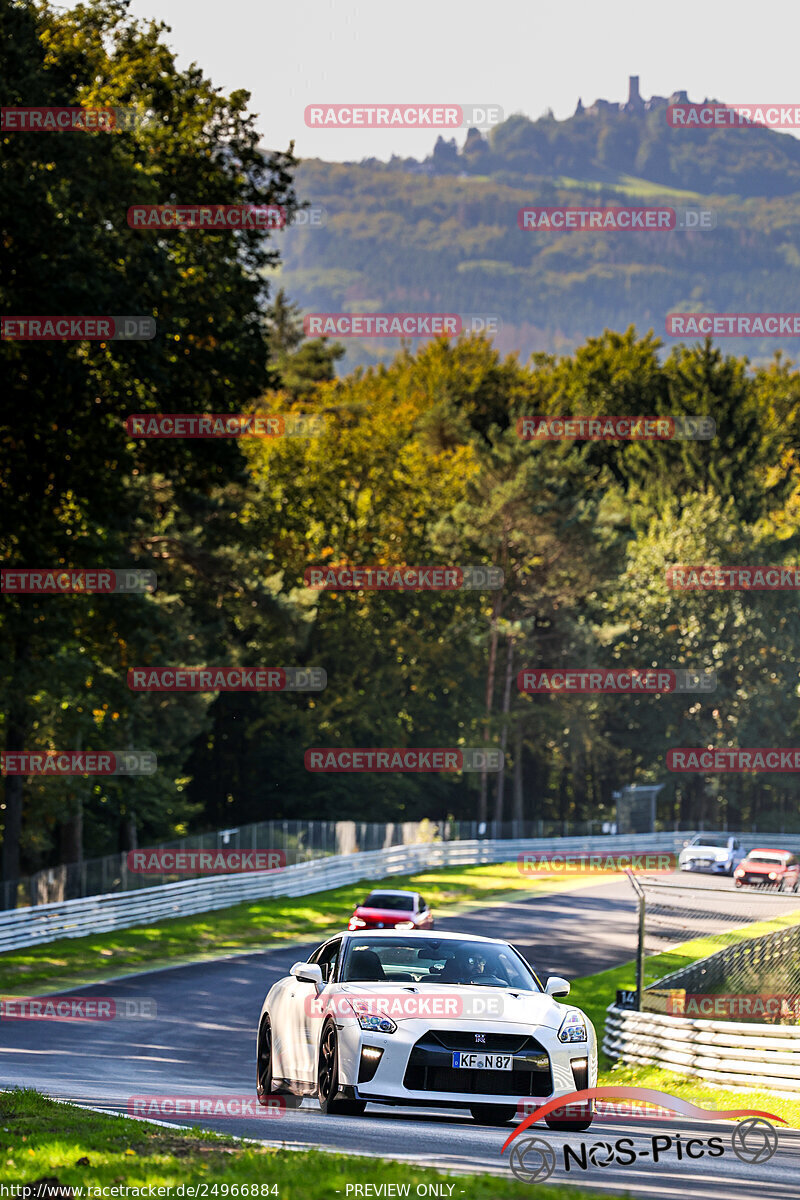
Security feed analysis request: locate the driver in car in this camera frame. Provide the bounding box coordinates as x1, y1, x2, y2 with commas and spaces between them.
439, 947, 489, 983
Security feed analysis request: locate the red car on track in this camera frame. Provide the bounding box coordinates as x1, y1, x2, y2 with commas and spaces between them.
734, 848, 800, 891
347, 889, 434, 931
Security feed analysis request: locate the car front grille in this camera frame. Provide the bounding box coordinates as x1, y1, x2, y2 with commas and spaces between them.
403, 1030, 552, 1098
425, 1030, 537, 1053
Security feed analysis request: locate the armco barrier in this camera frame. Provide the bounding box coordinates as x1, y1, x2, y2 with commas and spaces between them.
603, 1004, 800, 1093
0, 832, 687, 953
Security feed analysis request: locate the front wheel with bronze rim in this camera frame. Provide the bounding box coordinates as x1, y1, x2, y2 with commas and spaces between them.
317, 1019, 366, 1115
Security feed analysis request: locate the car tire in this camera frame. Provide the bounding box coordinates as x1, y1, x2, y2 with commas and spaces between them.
545, 1101, 594, 1133
317, 1019, 366, 1116
470, 1105, 516, 1125
256, 1016, 302, 1109
734, 880, 743, 888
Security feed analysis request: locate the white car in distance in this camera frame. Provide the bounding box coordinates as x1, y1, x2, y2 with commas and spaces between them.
256, 929, 597, 1129
678, 834, 746, 876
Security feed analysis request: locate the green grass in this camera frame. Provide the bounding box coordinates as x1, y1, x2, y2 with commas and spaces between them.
0, 1088, 610, 1195
0, 861, 621, 996
549, 172, 708, 201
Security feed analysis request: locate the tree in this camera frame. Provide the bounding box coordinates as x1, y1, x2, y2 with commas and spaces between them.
0, 0, 298, 887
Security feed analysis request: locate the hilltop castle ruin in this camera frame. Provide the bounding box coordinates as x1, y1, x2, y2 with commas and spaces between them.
575, 77, 690, 117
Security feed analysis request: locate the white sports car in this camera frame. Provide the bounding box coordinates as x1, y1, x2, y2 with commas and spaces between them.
256, 929, 597, 1128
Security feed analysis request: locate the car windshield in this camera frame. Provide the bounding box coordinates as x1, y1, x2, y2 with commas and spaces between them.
692, 837, 726, 847
747, 854, 787, 865
361, 893, 414, 910
341, 937, 541, 990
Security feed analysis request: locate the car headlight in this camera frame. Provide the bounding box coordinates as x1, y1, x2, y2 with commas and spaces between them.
734, 868, 745, 876
347, 1000, 397, 1033
357, 1014, 397, 1033
558, 1010, 588, 1043
394, 920, 414, 930
349, 917, 366, 928
768, 872, 777, 881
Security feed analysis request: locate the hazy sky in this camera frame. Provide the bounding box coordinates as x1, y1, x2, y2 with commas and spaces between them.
106, 0, 800, 161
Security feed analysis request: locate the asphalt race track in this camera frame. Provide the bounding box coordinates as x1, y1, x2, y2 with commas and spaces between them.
2, 876, 799, 1198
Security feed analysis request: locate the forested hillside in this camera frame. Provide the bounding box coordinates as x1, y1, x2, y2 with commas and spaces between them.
278, 88, 800, 371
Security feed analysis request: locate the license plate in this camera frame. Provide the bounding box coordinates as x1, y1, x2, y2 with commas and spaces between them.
452, 1052, 513, 1070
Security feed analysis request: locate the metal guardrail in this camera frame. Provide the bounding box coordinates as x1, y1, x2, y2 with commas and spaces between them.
0, 832, 688, 953
2, 816, 614, 908
603, 1004, 800, 1092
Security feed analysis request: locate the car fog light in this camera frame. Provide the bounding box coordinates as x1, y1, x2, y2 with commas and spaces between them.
358, 1045, 383, 1083
571, 1057, 589, 1090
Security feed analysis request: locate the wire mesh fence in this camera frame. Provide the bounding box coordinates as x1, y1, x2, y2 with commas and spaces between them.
1, 815, 610, 909
633, 874, 800, 1025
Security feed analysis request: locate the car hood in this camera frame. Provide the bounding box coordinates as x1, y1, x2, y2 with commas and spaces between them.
741, 861, 784, 873
681, 845, 730, 859
332, 982, 573, 1030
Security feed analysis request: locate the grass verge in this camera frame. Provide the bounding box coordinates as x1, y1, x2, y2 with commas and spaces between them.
0, 862, 622, 997
1, 1088, 609, 1195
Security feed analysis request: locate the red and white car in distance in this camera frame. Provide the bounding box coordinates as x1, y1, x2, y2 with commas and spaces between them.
734, 848, 800, 891
348, 889, 434, 932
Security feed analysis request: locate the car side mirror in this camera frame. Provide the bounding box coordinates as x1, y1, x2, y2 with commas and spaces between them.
545, 976, 570, 998
290, 962, 324, 989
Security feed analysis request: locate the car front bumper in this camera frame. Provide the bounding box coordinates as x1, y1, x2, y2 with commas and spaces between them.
334, 1019, 597, 1108
680, 857, 731, 873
